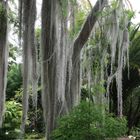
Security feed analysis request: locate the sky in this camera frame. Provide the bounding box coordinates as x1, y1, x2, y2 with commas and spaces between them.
129, 0, 140, 24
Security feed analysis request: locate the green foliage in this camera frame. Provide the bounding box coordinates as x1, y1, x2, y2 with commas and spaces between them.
59, 0, 68, 18
125, 10, 135, 21
0, 2, 5, 17
36, 28, 41, 39
81, 81, 106, 103
104, 115, 127, 138
4, 101, 22, 128
13, 87, 45, 134
25, 132, 45, 139
131, 127, 140, 137
6, 64, 22, 100
8, 44, 22, 65
51, 101, 127, 140
0, 101, 22, 139
129, 23, 140, 68
0, 87, 44, 139
60, 0, 77, 18
8, 3, 18, 25
70, 10, 86, 38
92, 81, 106, 96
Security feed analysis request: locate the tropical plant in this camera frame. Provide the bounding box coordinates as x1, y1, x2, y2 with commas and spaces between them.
129, 23, 140, 67
0, 100, 22, 139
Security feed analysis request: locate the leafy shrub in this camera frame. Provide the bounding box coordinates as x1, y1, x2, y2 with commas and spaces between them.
130, 127, 140, 138
51, 101, 127, 140
6, 64, 22, 100
0, 101, 22, 139
14, 87, 45, 133
25, 132, 45, 139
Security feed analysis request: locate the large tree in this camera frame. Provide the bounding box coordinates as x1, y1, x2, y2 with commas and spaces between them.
20, 0, 37, 135
0, 0, 8, 128
41, 0, 107, 139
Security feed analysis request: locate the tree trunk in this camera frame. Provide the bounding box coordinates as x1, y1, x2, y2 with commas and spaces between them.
21, 0, 36, 135
41, 0, 59, 139
41, 0, 107, 139
70, 0, 107, 109
0, 0, 8, 128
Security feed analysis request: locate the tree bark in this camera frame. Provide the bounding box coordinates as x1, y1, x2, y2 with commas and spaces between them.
21, 0, 36, 135
70, 0, 107, 109
41, 0, 107, 139
0, 0, 8, 127
18, 0, 23, 47
41, 0, 59, 139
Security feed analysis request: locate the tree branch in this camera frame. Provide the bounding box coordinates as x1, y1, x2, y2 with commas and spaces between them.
72, 0, 107, 62
87, 0, 92, 9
